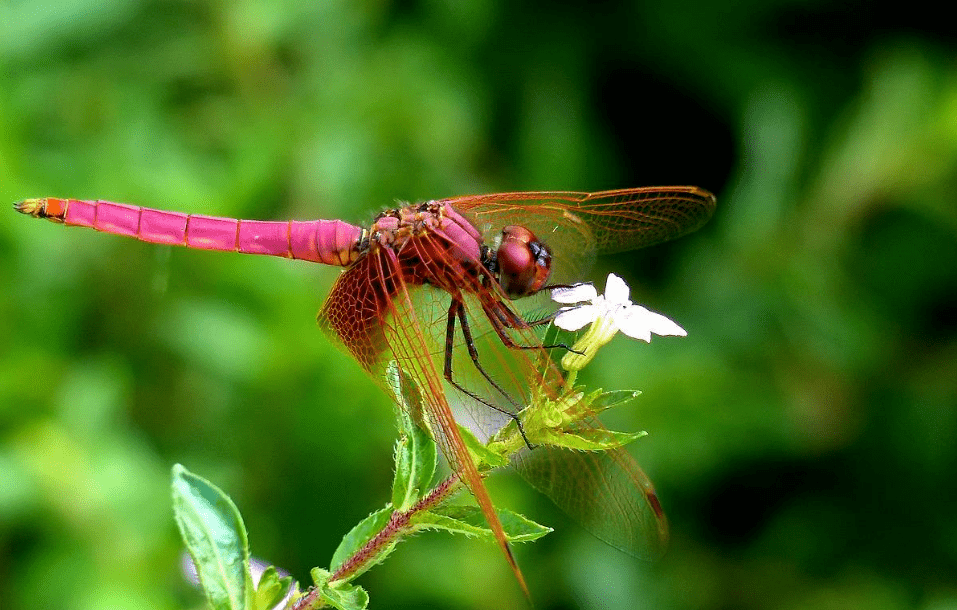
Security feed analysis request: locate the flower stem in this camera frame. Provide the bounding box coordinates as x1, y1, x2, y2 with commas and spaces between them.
564, 369, 577, 388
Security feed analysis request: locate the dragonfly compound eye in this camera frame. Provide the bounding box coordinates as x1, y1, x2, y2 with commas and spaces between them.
496, 225, 552, 298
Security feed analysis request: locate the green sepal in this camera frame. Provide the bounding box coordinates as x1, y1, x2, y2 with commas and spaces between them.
253, 566, 294, 610
457, 423, 509, 470
589, 389, 641, 413
534, 428, 647, 451
414, 505, 552, 543
329, 507, 393, 576
309, 568, 369, 610
531, 388, 639, 426
171, 464, 253, 610
529, 390, 587, 428
498, 386, 646, 452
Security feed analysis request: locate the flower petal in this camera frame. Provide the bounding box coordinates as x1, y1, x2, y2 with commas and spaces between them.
551, 282, 597, 304
604, 273, 631, 305
553, 304, 598, 331
616, 305, 687, 342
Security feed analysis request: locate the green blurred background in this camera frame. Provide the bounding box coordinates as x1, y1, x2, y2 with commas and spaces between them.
2, 1, 956, 609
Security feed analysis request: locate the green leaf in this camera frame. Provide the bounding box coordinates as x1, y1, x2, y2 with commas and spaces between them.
253, 566, 294, 610
310, 568, 369, 610
171, 464, 253, 610
329, 507, 393, 576
391, 403, 437, 511
535, 428, 647, 451
416, 505, 552, 543
387, 361, 438, 510
457, 423, 509, 470
385, 361, 427, 430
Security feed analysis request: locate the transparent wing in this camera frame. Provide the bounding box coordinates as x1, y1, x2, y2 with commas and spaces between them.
512, 437, 668, 560
318, 208, 674, 570
444, 186, 716, 284
318, 244, 530, 593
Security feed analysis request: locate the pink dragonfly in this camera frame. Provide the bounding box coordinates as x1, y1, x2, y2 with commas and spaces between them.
15, 187, 715, 591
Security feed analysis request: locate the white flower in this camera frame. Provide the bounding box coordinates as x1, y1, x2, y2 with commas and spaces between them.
551, 273, 686, 371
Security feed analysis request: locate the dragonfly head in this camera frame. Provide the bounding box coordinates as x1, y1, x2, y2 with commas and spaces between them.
495, 225, 552, 298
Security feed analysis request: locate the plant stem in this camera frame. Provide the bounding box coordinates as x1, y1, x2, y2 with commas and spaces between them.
291, 474, 462, 610
331, 474, 460, 582
564, 369, 577, 388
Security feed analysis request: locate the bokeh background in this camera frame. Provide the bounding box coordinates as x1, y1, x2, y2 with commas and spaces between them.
2, 1, 957, 609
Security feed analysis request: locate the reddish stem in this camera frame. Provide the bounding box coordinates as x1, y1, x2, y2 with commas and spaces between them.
292, 475, 462, 610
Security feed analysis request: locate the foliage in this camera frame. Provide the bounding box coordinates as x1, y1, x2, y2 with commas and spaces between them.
2, 2, 956, 610
173, 353, 661, 609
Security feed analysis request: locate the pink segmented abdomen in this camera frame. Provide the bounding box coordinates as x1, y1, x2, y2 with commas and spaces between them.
14, 198, 363, 267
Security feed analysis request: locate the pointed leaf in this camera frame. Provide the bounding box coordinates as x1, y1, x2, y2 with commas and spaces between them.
310, 569, 370, 610
416, 505, 552, 543
391, 435, 414, 510
391, 423, 438, 510
329, 507, 393, 574
171, 464, 253, 610
385, 361, 427, 430
390, 401, 437, 511
387, 361, 438, 510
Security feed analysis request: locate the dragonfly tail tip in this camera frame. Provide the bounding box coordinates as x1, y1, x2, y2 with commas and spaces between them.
13, 199, 42, 216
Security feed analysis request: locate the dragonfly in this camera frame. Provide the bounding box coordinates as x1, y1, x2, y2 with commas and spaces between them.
14, 186, 715, 592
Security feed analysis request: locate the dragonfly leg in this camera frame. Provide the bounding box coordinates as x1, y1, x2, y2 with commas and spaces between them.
483, 299, 578, 353
444, 299, 535, 449
522, 313, 586, 355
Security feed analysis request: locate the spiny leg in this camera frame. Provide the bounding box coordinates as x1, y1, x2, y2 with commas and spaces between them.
483, 298, 580, 353
453, 301, 523, 412
523, 282, 591, 328
444, 298, 535, 448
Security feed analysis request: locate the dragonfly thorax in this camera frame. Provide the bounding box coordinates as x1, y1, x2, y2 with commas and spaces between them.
488, 225, 553, 298
366, 202, 487, 291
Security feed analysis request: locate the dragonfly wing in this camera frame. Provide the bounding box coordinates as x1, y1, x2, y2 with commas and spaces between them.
371, 224, 668, 560
319, 245, 530, 595
512, 436, 669, 560
318, 253, 389, 371
447, 186, 717, 284
378, 247, 532, 594
453, 197, 597, 285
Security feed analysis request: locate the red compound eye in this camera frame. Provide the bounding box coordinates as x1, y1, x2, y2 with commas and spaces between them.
496, 225, 552, 297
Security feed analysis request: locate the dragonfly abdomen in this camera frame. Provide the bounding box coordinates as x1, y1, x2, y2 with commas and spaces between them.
14, 198, 363, 267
